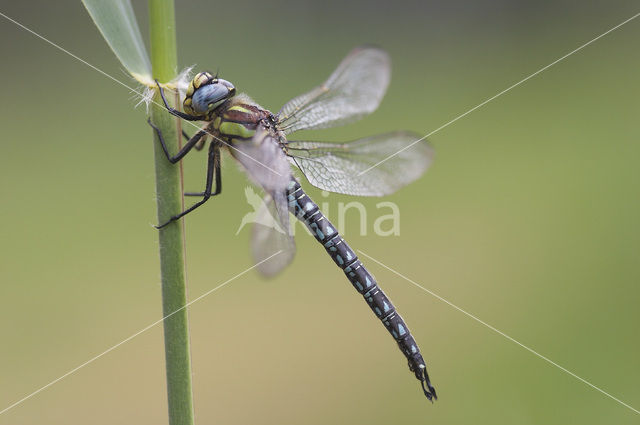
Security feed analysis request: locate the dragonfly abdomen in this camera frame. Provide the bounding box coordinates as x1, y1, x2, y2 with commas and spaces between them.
287, 180, 437, 400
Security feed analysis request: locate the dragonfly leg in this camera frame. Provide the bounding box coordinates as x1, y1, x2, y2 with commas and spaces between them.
148, 118, 207, 163
181, 130, 206, 151
176, 129, 207, 151
155, 80, 203, 121
155, 142, 222, 229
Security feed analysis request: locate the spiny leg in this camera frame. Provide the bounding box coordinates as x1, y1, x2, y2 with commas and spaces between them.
150, 119, 212, 205
155, 80, 203, 121
181, 129, 207, 150
184, 137, 221, 197
155, 142, 221, 229
148, 118, 207, 163
181, 130, 206, 151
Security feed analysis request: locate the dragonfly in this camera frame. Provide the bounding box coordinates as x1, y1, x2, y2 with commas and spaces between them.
151, 46, 437, 400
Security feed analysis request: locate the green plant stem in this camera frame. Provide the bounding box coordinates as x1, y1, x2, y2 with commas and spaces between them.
148, 1, 195, 425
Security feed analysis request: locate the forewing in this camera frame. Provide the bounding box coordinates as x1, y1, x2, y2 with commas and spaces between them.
278, 46, 390, 135
251, 194, 296, 277
287, 132, 433, 196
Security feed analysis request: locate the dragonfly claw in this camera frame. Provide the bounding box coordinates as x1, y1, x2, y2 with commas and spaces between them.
154, 218, 174, 229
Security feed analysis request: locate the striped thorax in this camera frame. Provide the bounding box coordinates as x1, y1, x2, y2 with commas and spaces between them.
183, 72, 278, 145
210, 97, 275, 143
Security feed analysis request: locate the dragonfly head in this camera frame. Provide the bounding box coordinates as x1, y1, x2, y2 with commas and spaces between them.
183, 72, 236, 119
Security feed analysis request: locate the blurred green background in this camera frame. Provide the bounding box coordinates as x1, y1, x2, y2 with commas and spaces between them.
1, 1, 639, 424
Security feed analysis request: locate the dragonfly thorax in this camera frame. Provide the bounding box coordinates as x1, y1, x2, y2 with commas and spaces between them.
210, 96, 275, 143
183, 72, 236, 120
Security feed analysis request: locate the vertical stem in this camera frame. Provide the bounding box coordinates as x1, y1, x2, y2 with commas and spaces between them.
148, 1, 195, 425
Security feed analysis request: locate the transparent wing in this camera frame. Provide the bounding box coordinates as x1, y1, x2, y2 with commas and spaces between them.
229, 124, 296, 276
277, 46, 391, 135
287, 132, 434, 196
251, 194, 296, 277
229, 125, 292, 197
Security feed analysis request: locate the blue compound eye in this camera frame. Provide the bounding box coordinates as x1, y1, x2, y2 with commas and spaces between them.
191, 83, 231, 114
